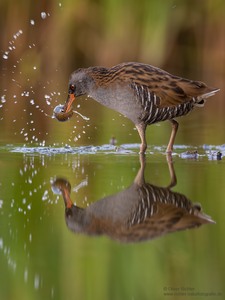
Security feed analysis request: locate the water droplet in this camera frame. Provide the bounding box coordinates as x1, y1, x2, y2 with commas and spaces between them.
42, 190, 49, 201
21, 91, 29, 97
34, 274, 40, 290
1, 96, 6, 103
33, 66, 37, 70
3, 54, 8, 60
24, 269, 28, 282
41, 12, 47, 19
13, 29, 23, 40
30, 19, 35, 25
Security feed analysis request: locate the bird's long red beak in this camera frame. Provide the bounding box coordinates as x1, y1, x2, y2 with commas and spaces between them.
64, 93, 75, 113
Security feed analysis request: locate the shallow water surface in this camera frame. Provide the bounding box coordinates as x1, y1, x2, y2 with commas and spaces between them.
0, 145, 224, 300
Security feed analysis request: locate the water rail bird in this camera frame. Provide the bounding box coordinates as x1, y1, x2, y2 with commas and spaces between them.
52, 155, 214, 243
56, 62, 219, 153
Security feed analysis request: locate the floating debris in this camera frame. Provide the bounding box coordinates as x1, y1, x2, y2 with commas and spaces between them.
180, 150, 199, 159
207, 151, 222, 161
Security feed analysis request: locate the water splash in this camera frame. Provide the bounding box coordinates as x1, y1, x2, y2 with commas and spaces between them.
73, 110, 90, 121
2, 29, 23, 60
0, 6, 123, 148
0, 10, 62, 145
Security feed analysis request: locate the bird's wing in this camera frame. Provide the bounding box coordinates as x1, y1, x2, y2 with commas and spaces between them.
133, 74, 218, 108
119, 63, 218, 108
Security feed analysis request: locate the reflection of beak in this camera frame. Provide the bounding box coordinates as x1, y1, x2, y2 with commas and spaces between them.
62, 189, 73, 209
64, 93, 75, 113
51, 178, 73, 208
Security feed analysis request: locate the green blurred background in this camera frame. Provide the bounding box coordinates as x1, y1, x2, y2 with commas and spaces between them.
0, 0, 224, 147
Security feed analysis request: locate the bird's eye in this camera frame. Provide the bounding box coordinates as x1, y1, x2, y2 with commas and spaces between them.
69, 84, 75, 94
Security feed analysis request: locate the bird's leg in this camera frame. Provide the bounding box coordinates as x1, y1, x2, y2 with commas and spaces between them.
136, 123, 147, 154
134, 153, 146, 186
166, 119, 179, 153
166, 154, 177, 188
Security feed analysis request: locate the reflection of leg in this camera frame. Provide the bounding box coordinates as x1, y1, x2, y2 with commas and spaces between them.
134, 153, 146, 186
166, 153, 177, 188
136, 122, 147, 154
166, 119, 179, 153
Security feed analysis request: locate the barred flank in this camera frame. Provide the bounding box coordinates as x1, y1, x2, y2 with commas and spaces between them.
131, 83, 194, 124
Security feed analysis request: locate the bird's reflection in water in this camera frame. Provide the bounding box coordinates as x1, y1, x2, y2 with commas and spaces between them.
52, 155, 215, 243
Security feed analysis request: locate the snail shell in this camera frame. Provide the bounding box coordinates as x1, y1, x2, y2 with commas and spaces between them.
53, 104, 73, 122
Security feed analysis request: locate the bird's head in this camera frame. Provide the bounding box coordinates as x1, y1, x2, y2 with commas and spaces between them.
64, 69, 93, 113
